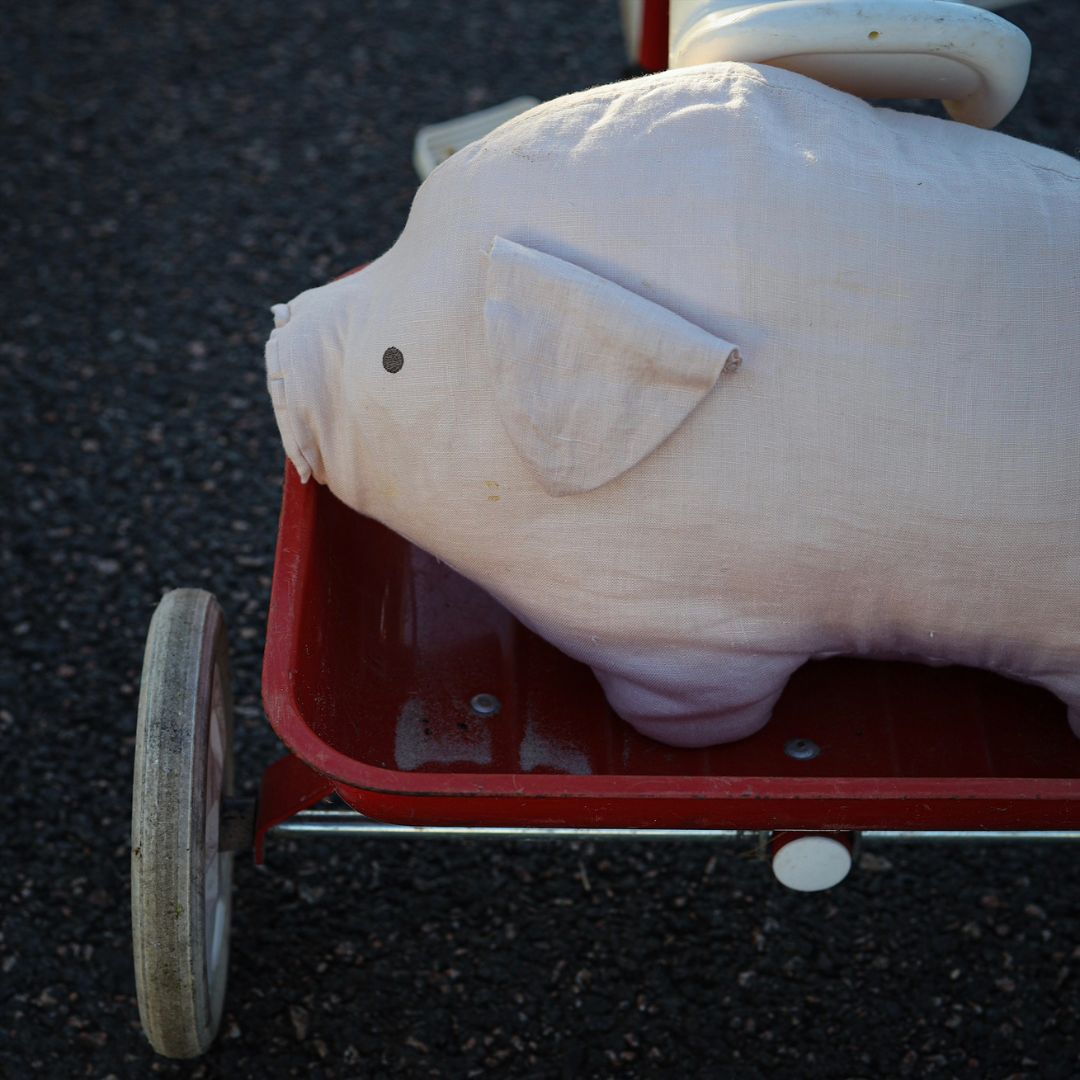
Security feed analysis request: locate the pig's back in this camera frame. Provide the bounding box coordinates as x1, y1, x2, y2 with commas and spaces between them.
399, 63, 1080, 670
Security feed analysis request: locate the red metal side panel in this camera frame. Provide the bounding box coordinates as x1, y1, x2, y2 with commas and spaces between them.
261, 463, 1080, 831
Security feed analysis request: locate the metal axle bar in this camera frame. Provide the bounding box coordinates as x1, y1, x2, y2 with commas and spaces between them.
269, 810, 1080, 844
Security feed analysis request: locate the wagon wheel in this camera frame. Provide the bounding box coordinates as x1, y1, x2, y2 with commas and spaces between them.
132, 589, 235, 1058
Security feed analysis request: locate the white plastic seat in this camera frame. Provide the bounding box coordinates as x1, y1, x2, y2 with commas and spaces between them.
669, 0, 1031, 127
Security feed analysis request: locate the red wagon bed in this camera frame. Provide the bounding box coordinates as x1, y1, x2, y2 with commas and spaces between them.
255, 463, 1080, 850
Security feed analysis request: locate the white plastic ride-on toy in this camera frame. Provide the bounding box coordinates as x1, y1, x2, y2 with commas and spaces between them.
415, 0, 1034, 181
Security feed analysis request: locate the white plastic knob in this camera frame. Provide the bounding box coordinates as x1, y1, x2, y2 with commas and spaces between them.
771, 832, 853, 891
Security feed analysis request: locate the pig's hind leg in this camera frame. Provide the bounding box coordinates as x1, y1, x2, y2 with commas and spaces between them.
592, 649, 807, 749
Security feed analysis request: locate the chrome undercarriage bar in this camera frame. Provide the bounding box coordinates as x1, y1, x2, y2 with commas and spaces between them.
269, 810, 1080, 844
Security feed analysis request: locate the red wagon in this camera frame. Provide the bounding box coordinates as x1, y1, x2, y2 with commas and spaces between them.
130, 0, 1079, 1060
131, 460, 1080, 1056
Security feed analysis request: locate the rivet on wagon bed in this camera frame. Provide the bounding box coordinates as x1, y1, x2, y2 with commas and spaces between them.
470, 693, 502, 717
785, 738, 821, 760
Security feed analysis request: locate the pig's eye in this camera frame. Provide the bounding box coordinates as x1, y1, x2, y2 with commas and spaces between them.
382, 347, 404, 374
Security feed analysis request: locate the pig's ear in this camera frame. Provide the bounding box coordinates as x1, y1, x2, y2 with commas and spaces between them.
484, 237, 742, 497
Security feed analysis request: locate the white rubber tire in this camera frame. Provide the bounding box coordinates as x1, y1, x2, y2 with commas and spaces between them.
132, 589, 235, 1058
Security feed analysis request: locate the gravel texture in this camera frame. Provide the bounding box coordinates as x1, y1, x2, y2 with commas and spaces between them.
2, 1, 1079, 1077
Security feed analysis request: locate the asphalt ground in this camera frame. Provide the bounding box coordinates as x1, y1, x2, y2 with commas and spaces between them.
2, 1, 1079, 1077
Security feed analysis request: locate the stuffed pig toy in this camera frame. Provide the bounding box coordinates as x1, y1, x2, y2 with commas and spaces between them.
265, 62, 1080, 748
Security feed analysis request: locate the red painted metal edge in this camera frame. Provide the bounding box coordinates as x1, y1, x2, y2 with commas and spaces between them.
333, 787, 1080, 832
639, 0, 670, 72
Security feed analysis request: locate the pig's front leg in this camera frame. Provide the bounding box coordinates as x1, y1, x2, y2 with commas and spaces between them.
592, 651, 808, 749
